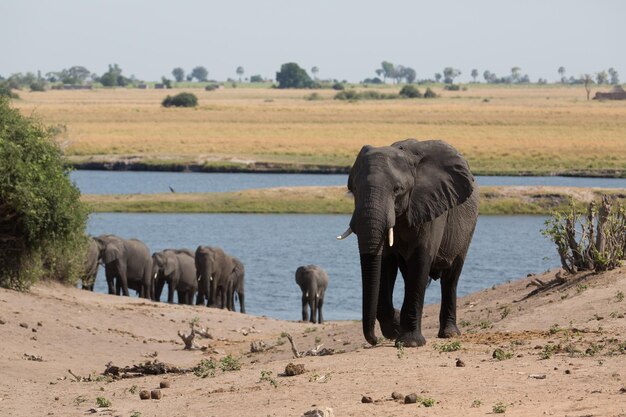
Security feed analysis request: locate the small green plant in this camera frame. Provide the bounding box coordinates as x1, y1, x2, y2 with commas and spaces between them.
220, 354, 241, 372
130, 411, 142, 417
189, 316, 200, 328
500, 305, 511, 319
95, 397, 111, 408
493, 402, 507, 413
540, 343, 560, 359
396, 341, 407, 359
128, 384, 138, 394
280, 331, 289, 338
434, 340, 461, 352
459, 319, 471, 327
478, 320, 492, 330
471, 399, 483, 407
259, 370, 278, 388
616, 291, 624, 302
549, 324, 562, 335
314, 336, 322, 344
275, 337, 286, 346
418, 396, 435, 407
304, 327, 317, 333
193, 358, 217, 378
492, 348, 513, 361
585, 343, 604, 356
576, 283, 588, 294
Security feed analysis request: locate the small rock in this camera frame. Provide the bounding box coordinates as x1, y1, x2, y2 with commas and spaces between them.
160, 381, 170, 389
54, 397, 59, 401
303, 407, 334, 417
0, 319, 6, 325
565, 370, 571, 374
19, 322, 28, 329
391, 391, 404, 401
32, 328, 37, 333
529, 374, 546, 379
285, 363, 306, 376
150, 389, 162, 400
619, 387, 626, 394
404, 393, 418, 404
361, 396, 373, 403
37, 322, 42, 327
139, 390, 150, 400
456, 358, 466, 367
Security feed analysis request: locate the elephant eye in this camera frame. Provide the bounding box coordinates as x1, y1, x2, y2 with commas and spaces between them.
393, 185, 402, 194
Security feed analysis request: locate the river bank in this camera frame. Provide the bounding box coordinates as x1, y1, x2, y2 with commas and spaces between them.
81, 185, 626, 215
1, 266, 625, 416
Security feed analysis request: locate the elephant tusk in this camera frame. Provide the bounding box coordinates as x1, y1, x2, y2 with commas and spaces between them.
153, 272, 158, 280
388, 227, 394, 247
336, 227, 353, 240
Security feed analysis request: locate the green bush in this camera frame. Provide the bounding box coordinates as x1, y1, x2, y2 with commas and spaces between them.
29, 81, 46, 92
275, 63, 314, 89
0, 82, 19, 99
542, 196, 625, 273
332, 82, 345, 91
399, 85, 422, 98
205, 84, 219, 91
0, 98, 88, 290
444, 84, 461, 91
162, 92, 198, 108
424, 87, 438, 98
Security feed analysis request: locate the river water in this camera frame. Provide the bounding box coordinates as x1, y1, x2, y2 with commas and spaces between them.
87, 213, 557, 321
71, 171, 626, 195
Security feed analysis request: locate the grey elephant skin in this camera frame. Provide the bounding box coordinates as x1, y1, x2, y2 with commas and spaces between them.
94, 234, 153, 299
227, 257, 246, 313
195, 246, 244, 311
81, 237, 100, 291
295, 264, 329, 324
342, 139, 479, 347
152, 249, 198, 305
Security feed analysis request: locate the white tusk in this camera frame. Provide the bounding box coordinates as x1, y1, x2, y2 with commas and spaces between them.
153, 272, 158, 279
210, 275, 213, 281
336, 227, 353, 240
388, 228, 394, 247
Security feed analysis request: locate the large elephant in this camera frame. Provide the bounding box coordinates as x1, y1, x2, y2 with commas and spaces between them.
295, 264, 329, 324
80, 237, 100, 291
195, 245, 236, 308
94, 234, 153, 299
152, 249, 197, 305
226, 257, 246, 313
337, 139, 479, 347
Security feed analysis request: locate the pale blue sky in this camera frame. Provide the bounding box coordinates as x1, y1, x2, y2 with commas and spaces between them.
1, 0, 624, 83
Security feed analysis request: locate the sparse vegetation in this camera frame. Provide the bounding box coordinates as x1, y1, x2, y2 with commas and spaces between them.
471, 399, 483, 407
396, 341, 407, 359
542, 197, 626, 273
492, 348, 513, 361
162, 92, 198, 108
95, 397, 111, 408
219, 354, 241, 372
259, 370, 278, 388
193, 359, 217, 378
500, 305, 511, 319
616, 291, 624, 302
434, 340, 461, 352
493, 402, 507, 413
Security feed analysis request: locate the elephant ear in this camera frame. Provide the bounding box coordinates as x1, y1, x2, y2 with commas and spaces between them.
393, 139, 474, 224
163, 254, 177, 276
103, 243, 121, 264
347, 145, 374, 192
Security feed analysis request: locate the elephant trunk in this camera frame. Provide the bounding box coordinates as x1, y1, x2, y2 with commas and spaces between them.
360, 253, 382, 345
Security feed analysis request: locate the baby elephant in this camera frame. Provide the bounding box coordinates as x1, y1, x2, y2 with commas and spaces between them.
295, 265, 329, 324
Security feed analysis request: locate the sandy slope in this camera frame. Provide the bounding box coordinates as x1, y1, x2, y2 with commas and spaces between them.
1, 267, 626, 417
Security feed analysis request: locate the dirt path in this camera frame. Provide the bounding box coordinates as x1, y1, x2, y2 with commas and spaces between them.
1, 267, 625, 416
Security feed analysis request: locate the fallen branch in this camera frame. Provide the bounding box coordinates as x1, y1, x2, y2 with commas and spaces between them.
103, 360, 189, 379
178, 328, 198, 350
286, 333, 337, 358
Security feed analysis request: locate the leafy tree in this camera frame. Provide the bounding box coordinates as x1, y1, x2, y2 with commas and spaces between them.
172, 67, 185, 83
250, 75, 264, 83
442, 67, 461, 84
399, 85, 422, 98
400, 67, 417, 84
558, 66, 566, 83
161, 77, 172, 89
596, 71, 608, 85
275, 63, 313, 89
434, 73, 442, 83
0, 98, 88, 289
236, 66, 245, 82
381, 61, 395, 83
162, 92, 198, 107
510, 67, 521, 83
471, 69, 479, 83
608, 67, 620, 85
191, 66, 209, 82
99, 64, 129, 87
311, 66, 319, 79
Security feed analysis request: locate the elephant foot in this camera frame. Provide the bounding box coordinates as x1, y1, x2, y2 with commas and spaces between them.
438, 322, 461, 338
396, 329, 426, 347
378, 309, 401, 340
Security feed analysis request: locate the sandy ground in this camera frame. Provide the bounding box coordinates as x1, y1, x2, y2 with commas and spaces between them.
1, 267, 626, 417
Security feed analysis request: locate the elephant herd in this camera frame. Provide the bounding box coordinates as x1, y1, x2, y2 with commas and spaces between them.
79, 139, 479, 347
81, 234, 246, 313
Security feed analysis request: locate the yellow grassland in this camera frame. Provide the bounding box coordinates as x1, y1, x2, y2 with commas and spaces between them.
14, 85, 626, 174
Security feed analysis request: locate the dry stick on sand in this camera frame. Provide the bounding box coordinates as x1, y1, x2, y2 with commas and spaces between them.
285, 333, 335, 358
177, 327, 197, 350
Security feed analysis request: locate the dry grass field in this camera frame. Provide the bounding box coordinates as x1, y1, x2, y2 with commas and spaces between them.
13, 84, 626, 175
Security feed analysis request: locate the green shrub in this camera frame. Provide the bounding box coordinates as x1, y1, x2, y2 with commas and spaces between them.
399, 85, 422, 98
205, 84, 219, 91
162, 92, 198, 108
542, 196, 626, 273
332, 82, 345, 90
0, 98, 88, 290
424, 87, 438, 98
29, 81, 46, 92
334, 89, 360, 101
275, 63, 314, 89
444, 84, 461, 91
0, 82, 19, 99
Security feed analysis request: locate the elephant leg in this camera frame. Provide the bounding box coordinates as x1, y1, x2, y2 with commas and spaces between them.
167, 281, 175, 304
105, 269, 116, 295
301, 293, 309, 322
438, 256, 464, 338
316, 289, 325, 324
308, 291, 317, 323
377, 253, 400, 340
118, 267, 130, 297
396, 251, 433, 347
238, 291, 245, 314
